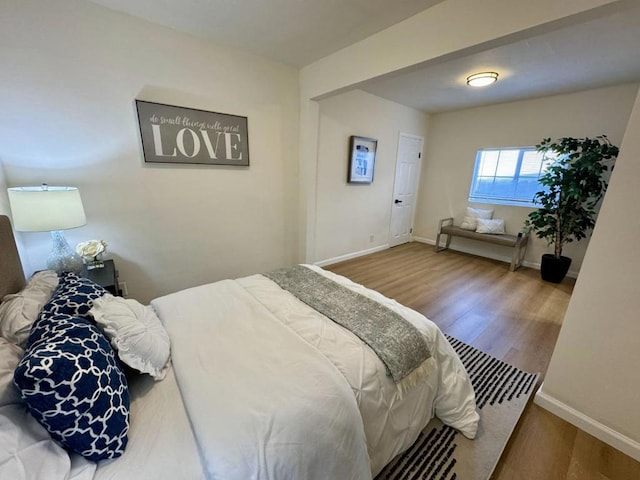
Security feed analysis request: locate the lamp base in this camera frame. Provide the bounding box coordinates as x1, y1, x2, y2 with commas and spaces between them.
47, 230, 84, 274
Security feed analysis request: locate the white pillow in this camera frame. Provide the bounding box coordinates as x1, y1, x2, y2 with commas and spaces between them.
90, 295, 171, 380
475, 218, 506, 234
0, 270, 59, 346
460, 216, 478, 231
466, 206, 494, 219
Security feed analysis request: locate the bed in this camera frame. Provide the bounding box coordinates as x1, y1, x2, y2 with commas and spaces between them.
0, 214, 479, 480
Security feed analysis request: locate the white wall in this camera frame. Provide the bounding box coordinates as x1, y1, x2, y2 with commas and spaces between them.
0, 163, 8, 217
535, 88, 640, 461
315, 90, 428, 263
0, 0, 299, 303
413, 84, 638, 272
0, 130, 32, 270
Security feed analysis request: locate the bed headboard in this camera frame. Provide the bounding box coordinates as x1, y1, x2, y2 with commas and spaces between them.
0, 215, 26, 299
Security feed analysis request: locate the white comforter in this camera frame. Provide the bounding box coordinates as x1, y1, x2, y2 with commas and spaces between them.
151, 266, 479, 479
152, 278, 372, 479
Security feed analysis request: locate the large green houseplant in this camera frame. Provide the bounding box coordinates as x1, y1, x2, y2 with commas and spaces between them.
526, 135, 619, 282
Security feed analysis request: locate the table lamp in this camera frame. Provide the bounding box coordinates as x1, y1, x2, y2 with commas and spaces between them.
7, 184, 87, 274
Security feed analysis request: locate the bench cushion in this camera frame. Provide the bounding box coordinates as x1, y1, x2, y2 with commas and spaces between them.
440, 225, 519, 247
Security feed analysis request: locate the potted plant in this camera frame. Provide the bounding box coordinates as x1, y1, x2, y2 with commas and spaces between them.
525, 135, 619, 283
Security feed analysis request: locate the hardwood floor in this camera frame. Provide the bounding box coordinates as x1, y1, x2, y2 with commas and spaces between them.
324, 242, 640, 480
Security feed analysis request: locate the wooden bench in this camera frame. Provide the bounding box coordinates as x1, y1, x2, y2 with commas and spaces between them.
434, 217, 530, 271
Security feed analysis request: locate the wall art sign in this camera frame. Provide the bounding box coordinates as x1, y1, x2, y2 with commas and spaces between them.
348, 135, 377, 183
135, 100, 249, 166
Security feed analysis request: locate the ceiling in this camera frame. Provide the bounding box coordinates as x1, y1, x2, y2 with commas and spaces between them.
87, 0, 444, 67
88, 0, 640, 113
361, 2, 640, 113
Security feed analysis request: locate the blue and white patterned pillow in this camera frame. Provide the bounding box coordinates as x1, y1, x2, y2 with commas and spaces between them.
13, 313, 130, 461
27, 272, 108, 350
43, 271, 108, 319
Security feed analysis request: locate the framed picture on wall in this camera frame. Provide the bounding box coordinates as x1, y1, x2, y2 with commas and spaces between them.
348, 136, 377, 184
135, 100, 249, 166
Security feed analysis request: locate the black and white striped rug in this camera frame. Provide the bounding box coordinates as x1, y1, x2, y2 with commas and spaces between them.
376, 335, 538, 480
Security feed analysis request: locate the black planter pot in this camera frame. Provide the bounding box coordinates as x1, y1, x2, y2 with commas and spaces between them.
540, 254, 572, 283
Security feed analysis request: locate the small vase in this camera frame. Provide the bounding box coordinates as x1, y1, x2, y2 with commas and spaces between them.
47, 231, 84, 274
85, 256, 105, 270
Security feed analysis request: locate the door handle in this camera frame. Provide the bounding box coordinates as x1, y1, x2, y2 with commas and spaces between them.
394, 199, 403, 204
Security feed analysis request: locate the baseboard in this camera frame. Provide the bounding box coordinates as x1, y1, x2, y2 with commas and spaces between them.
411, 235, 435, 245
314, 244, 390, 267
412, 236, 579, 278
535, 384, 640, 462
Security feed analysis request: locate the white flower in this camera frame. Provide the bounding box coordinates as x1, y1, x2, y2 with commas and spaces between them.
76, 240, 108, 260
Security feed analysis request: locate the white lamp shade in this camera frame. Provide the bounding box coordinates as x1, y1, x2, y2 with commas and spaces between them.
8, 186, 87, 232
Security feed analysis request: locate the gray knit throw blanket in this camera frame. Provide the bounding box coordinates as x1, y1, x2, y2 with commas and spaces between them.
263, 265, 430, 382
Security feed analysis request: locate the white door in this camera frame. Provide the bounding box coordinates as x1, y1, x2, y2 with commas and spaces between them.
389, 133, 423, 247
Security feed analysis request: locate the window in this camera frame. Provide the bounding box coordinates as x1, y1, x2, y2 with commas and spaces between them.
468, 147, 555, 207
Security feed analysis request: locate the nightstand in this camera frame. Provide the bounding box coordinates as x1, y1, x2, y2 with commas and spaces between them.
82, 259, 122, 296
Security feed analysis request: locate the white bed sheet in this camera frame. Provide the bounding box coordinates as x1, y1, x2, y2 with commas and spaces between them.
93, 365, 205, 480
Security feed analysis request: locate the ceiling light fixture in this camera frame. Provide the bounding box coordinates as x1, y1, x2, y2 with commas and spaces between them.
466, 72, 499, 87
